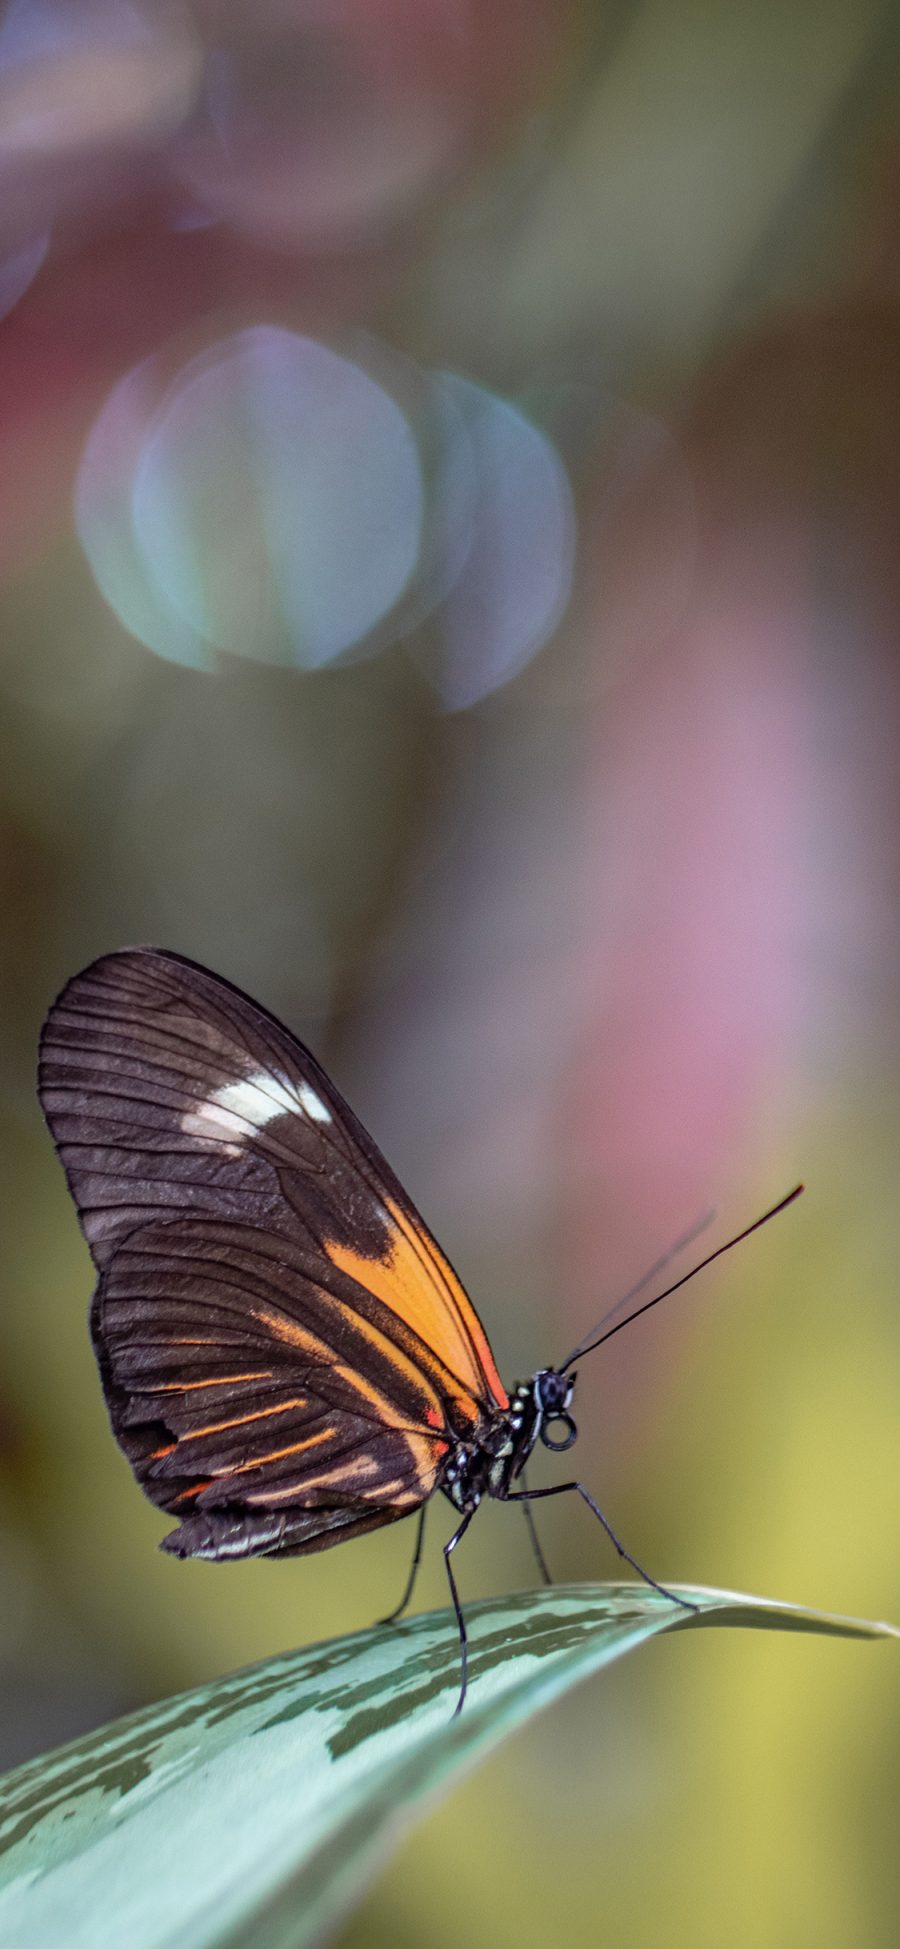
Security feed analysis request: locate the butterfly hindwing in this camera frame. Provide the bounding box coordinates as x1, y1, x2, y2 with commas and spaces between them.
94, 1214, 449, 1552
38, 949, 503, 1557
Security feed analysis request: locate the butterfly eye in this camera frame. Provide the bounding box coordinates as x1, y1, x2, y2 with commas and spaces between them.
540, 1411, 577, 1452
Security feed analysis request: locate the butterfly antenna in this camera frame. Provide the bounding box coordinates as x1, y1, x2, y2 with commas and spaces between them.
560, 1205, 718, 1372
559, 1184, 804, 1372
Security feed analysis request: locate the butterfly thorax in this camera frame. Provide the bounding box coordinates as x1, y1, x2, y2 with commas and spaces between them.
441, 1367, 577, 1514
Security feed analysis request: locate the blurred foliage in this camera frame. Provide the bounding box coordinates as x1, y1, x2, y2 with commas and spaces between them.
0, 3, 899, 1948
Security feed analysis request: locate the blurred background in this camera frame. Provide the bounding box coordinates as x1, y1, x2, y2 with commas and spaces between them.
0, 1, 898, 1944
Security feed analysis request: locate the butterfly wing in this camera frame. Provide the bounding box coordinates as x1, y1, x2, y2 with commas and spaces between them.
93, 1214, 450, 1560
38, 948, 506, 1559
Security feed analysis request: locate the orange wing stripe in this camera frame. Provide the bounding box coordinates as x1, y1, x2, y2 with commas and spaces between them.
387, 1196, 507, 1406
325, 1196, 508, 1410
180, 1397, 309, 1442
243, 1436, 443, 1506
173, 1479, 214, 1503
149, 1371, 272, 1392
222, 1428, 334, 1476
254, 1300, 452, 1433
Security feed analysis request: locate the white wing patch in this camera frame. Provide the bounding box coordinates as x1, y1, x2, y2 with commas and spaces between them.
296, 1082, 332, 1123
182, 1068, 332, 1153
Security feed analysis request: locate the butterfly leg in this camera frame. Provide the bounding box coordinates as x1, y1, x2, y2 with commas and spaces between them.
519, 1467, 552, 1585
379, 1506, 427, 1626
444, 1509, 475, 1716
506, 1482, 697, 1611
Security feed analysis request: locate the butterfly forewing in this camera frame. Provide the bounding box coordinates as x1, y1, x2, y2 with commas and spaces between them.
38, 949, 505, 1559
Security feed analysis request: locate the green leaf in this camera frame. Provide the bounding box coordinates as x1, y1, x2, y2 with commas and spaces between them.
0, 1583, 894, 1949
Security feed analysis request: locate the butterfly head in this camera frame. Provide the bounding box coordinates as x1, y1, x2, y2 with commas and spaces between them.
472, 1368, 579, 1506
531, 1367, 578, 1452
503, 1367, 578, 1470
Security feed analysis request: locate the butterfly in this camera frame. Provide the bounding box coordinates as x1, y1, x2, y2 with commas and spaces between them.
37, 949, 802, 1711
